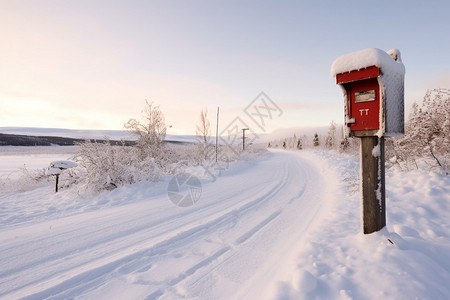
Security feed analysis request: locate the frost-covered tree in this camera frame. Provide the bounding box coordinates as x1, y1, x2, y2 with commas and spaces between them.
392, 88, 450, 171
289, 134, 297, 149
195, 108, 212, 165
325, 121, 337, 149
302, 134, 310, 148
74, 140, 162, 192
124, 101, 167, 159
196, 108, 211, 144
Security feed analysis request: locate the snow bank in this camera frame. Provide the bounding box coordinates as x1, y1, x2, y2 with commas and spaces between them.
269, 150, 450, 300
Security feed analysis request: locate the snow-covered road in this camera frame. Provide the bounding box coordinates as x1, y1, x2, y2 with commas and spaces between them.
0, 150, 335, 299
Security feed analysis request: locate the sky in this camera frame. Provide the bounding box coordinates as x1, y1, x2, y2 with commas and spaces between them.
1, 0, 449, 136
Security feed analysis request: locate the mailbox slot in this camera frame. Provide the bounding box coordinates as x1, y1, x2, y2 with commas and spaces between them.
355, 90, 376, 103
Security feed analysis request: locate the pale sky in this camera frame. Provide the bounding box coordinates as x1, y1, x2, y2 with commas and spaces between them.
1, 0, 449, 135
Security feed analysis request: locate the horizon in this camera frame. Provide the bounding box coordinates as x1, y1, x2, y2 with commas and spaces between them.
0, 124, 332, 143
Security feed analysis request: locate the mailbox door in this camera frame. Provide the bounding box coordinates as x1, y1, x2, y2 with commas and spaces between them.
349, 78, 380, 131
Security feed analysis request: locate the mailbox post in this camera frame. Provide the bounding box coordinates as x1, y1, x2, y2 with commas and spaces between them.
332, 48, 405, 234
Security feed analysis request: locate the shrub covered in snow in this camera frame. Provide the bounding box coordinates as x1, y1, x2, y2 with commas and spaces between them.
0, 167, 49, 194
124, 100, 166, 160
73, 140, 163, 192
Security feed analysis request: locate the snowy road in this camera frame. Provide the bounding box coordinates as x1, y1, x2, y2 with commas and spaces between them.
0, 150, 335, 299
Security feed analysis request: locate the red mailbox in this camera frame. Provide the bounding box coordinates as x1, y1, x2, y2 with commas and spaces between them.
331, 48, 406, 234
332, 48, 405, 137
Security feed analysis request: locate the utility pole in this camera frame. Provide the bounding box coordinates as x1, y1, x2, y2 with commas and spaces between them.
242, 128, 249, 151
216, 107, 219, 162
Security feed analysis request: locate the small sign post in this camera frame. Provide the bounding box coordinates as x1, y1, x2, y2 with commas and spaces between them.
46, 160, 78, 193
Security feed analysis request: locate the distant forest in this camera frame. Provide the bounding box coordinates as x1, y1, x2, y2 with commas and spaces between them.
0, 133, 188, 147
0, 133, 135, 146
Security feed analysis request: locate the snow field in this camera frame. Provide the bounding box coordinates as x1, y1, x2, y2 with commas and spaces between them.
0, 148, 449, 299
0, 147, 77, 171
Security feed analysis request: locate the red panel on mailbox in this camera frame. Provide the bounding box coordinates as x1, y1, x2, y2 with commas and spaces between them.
336, 66, 380, 84
349, 78, 380, 131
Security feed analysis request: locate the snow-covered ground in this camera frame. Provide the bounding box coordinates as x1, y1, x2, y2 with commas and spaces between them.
0, 148, 449, 299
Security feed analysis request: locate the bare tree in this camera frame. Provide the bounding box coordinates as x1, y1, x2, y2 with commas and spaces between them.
196, 108, 211, 144
194, 108, 211, 165
124, 100, 167, 159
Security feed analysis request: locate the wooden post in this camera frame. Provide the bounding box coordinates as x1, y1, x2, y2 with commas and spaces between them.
55, 174, 59, 193
360, 136, 386, 234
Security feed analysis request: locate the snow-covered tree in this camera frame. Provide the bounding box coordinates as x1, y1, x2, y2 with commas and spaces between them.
194, 108, 212, 165
196, 108, 211, 144
124, 100, 167, 160
391, 88, 450, 171
302, 134, 310, 148
325, 121, 337, 149
74, 140, 162, 192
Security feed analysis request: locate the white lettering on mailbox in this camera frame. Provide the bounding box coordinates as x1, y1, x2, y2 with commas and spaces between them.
359, 109, 369, 116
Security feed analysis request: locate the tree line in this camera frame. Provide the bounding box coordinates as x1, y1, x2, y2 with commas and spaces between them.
267, 88, 450, 172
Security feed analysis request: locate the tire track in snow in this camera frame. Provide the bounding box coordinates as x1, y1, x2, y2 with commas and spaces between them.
179, 151, 329, 300
234, 210, 282, 245
158, 152, 313, 298
10, 181, 285, 299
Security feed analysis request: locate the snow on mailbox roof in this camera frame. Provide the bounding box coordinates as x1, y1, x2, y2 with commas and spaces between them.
331, 48, 405, 77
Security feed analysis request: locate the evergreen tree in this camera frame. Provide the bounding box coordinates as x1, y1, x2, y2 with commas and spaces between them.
297, 138, 302, 150
313, 133, 320, 147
